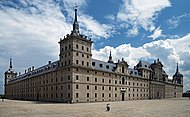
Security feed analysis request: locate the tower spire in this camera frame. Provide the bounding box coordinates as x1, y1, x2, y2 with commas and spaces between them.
9, 58, 12, 70
176, 63, 179, 73
108, 50, 114, 63
72, 7, 80, 35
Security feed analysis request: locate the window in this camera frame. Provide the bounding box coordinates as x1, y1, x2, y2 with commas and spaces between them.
76, 60, 79, 64
102, 86, 104, 90
87, 85, 89, 89
82, 61, 84, 65
82, 54, 84, 57
109, 93, 111, 97
102, 79, 104, 83
68, 93, 70, 98
87, 77, 89, 81
115, 87, 117, 91
87, 93, 89, 98
76, 44, 78, 49
76, 93, 78, 98
76, 84, 79, 89
82, 46, 84, 50
68, 60, 70, 64
56, 78, 58, 82
115, 80, 117, 84
87, 47, 89, 52
68, 85, 70, 89
122, 67, 124, 73
109, 87, 111, 91
102, 93, 104, 97
69, 44, 71, 49
115, 94, 117, 97
87, 62, 89, 66
65, 61, 67, 66
122, 77, 125, 85
99, 64, 103, 67
92, 62, 95, 66
95, 93, 97, 98
95, 86, 97, 90
109, 79, 111, 83
68, 75, 70, 80
65, 46, 67, 51
76, 75, 79, 80
95, 78, 97, 82
56, 86, 58, 90
87, 55, 89, 58
76, 53, 78, 56
61, 93, 63, 98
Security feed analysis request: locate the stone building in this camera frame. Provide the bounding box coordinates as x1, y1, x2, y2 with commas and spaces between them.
4, 9, 183, 103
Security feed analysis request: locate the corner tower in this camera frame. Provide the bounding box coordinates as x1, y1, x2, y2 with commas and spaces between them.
172, 63, 183, 84
59, 8, 93, 68
58, 8, 93, 102
4, 58, 17, 85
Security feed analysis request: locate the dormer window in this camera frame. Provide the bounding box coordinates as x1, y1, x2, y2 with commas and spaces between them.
92, 62, 95, 66
99, 64, 103, 68
122, 67, 124, 73
145, 65, 147, 67
106, 65, 109, 69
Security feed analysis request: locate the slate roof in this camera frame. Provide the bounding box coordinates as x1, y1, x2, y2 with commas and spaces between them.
92, 59, 116, 72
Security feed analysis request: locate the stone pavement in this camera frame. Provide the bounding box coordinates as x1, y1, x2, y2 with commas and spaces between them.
0, 98, 190, 117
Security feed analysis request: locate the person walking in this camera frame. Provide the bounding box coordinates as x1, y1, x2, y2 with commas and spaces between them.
106, 103, 110, 111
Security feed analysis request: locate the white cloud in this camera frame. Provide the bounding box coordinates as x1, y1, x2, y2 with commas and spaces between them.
0, 0, 114, 93
93, 34, 190, 92
79, 15, 115, 39
167, 13, 190, 29
148, 27, 163, 40
117, 0, 171, 36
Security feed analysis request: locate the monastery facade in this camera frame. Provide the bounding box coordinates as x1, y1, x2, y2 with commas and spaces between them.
4, 9, 183, 103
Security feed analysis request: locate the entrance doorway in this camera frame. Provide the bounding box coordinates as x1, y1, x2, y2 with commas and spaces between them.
157, 92, 159, 99
122, 93, 125, 101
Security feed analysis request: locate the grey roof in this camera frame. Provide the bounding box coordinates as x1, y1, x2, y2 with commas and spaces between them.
128, 68, 142, 77
135, 60, 152, 71
9, 61, 59, 83
92, 59, 116, 72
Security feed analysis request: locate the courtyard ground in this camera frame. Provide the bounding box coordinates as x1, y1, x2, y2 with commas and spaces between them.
0, 98, 190, 117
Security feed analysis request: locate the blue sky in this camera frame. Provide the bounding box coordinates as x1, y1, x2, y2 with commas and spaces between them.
0, 0, 190, 94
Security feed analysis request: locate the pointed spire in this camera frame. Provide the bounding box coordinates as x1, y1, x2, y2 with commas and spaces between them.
109, 50, 112, 58
9, 58, 12, 70
176, 63, 179, 73
72, 7, 80, 35
108, 50, 114, 63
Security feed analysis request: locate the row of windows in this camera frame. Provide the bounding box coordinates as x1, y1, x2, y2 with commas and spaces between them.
76, 60, 89, 66
75, 75, 148, 87
74, 93, 148, 98
61, 44, 89, 52
8, 92, 149, 99
75, 85, 149, 92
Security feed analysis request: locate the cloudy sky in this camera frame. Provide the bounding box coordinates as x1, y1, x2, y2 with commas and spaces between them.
0, 0, 190, 94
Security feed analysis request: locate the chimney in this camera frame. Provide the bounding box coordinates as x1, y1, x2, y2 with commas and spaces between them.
48, 61, 51, 64
32, 66, 34, 71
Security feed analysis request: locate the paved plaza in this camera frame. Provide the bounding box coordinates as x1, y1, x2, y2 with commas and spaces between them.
0, 98, 190, 117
